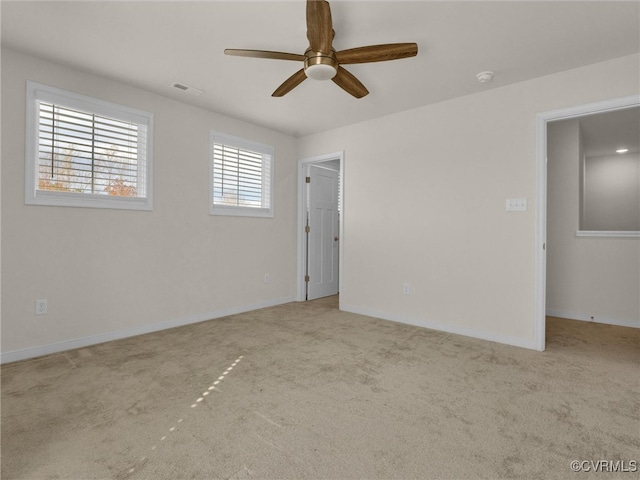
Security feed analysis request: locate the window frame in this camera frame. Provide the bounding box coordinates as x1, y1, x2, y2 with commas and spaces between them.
25, 81, 154, 211
578, 151, 640, 237
209, 131, 274, 218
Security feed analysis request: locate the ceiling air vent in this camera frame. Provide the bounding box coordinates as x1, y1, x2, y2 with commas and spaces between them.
171, 82, 204, 96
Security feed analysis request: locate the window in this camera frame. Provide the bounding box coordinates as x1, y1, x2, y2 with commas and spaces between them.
581, 153, 639, 232
210, 131, 274, 217
575, 105, 640, 236
26, 81, 153, 210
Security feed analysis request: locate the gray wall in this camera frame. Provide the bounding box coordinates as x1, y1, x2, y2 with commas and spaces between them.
298, 53, 640, 347
1, 48, 299, 361
2, 48, 639, 361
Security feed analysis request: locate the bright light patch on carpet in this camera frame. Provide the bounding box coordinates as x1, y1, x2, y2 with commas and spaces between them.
122, 356, 244, 477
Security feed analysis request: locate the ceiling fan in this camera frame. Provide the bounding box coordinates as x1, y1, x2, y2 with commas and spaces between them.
224, 0, 418, 98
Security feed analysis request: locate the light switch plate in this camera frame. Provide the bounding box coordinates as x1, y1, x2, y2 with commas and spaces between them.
506, 198, 527, 211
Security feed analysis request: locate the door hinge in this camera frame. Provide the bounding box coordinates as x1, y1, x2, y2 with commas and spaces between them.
305, 275, 310, 283
305, 176, 311, 183
305, 225, 310, 233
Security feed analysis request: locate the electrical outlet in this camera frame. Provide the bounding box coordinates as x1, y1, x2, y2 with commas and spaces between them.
36, 299, 48, 315
264, 274, 270, 284
403, 283, 411, 295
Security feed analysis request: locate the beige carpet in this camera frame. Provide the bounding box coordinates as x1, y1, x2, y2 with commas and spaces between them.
2, 296, 639, 479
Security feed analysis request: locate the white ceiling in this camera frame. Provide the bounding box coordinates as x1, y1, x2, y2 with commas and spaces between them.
2, 1, 639, 137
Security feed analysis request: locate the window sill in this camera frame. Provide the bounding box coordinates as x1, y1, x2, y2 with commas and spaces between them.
27, 190, 153, 211
209, 205, 273, 218
576, 230, 640, 238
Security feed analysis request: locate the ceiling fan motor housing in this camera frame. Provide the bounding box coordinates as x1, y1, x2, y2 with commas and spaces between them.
304, 49, 338, 80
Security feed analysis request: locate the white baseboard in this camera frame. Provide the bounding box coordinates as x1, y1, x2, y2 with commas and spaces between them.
341, 304, 541, 351
0, 296, 296, 364
546, 309, 640, 329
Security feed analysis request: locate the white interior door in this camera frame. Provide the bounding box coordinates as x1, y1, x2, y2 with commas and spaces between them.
306, 164, 339, 300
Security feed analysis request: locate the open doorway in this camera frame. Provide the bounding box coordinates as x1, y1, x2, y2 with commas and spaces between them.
297, 152, 344, 303
534, 95, 640, 351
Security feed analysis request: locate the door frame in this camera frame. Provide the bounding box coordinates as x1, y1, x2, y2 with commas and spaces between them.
534, 94, 639, 351
297, 151, 344, 303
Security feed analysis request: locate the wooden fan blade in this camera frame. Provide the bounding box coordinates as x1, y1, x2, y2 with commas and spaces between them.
224, 49, 305, 62
307, 0, 333, 54
332, 66, 368, 98
272, 69, 307, 97
335, 43, 418, 65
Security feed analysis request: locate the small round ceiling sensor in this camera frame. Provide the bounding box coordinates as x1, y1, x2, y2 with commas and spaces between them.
476, 71, 494, 83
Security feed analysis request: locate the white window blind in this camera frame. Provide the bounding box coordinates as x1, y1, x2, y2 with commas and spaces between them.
38, 102, 145, 196
26, 81, 153, 210
210, 132, 274, 217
